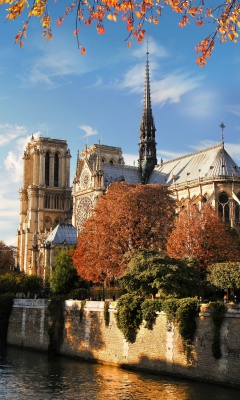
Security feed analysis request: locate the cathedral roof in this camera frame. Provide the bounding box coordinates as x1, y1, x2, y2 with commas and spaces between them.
152, 142, 240, 186
103, 164, 141, 185
45, 223, 77, 245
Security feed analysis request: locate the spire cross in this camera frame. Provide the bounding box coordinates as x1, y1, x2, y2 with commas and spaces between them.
220, 122, 225, 142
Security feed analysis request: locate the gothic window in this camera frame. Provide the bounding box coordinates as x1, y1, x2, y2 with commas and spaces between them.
109, 160, 113, 165
234, 192, 240, 223
44, 217, 52, 231
54, 218, 61, 228
45, 152, 50, 186
54, 153, 59, 187
44, 194, 51, 209
218, 192, 230, 222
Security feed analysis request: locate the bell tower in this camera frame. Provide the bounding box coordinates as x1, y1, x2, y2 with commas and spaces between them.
138, 44, 157, 184
17, 135, 72, 274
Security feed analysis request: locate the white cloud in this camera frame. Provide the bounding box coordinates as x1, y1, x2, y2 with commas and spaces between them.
181, 90, 218, 117
0, 123, 28, 146
79, 125, 98, 138
132, 37, 168, 59
152, 72, 202, 105
121, 66, 202, 105
157, 149, 185, 161
123, 153, 138, 166
17, 39, 92, 87
227, 104, 240, 117
0, 132, 41, 246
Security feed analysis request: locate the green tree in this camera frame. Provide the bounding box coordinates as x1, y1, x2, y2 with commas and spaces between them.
207, 262, 240, 300
50, 249, 79, 295
119, 249, 203, 299
18, 274, 43, 297
0, 273, 18, 294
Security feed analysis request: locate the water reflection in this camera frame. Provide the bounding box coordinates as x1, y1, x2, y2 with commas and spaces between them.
0, 347, 239, 400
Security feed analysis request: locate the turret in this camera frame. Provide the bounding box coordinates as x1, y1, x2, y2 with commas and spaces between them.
138, 44, 157, 184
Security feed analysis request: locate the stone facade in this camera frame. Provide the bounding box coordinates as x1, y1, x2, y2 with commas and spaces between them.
7, 299, 240, 387
17, 136, 72, 275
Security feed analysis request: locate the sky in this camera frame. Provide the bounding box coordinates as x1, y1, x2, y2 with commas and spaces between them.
1, 3, 240, 247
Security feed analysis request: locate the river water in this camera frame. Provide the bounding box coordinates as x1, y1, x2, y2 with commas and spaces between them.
0, 347, 240, 400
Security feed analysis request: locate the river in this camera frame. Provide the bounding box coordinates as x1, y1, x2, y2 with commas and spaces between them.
0, 347, 240, 400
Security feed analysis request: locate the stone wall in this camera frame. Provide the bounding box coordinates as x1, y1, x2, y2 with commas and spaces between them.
7, 299, 240, 387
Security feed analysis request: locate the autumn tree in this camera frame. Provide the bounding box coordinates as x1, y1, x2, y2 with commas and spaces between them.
0, 241, 15, 273
1, 0, 240, 65
72, 182, 175, 285
119, 249, 203, 298
166, 204, 240, 270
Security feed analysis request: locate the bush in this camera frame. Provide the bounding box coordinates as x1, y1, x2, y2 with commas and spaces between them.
115, 293, 143, 343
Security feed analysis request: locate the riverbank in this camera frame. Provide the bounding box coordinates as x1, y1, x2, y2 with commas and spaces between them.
7, 299, 240, 388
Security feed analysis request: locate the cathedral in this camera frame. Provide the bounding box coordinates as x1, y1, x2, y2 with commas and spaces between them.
17, 50, 240, 277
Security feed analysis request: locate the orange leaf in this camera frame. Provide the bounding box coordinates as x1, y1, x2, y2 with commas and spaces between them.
81, 47, 86, 55
74, 28, 79, 36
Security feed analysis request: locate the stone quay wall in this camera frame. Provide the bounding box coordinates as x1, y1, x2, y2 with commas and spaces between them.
7, 299, 240, 387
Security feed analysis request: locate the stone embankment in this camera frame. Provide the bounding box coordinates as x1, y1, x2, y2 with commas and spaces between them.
7, 299, 240, 387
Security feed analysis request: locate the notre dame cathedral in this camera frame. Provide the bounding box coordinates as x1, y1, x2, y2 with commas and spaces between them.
17, 51, 240, 277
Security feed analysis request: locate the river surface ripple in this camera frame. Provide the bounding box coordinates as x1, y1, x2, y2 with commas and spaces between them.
0, 347, 240, 400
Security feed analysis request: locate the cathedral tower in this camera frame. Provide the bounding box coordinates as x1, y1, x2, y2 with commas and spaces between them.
138, 46, 157, 183
17, 135, 72, 274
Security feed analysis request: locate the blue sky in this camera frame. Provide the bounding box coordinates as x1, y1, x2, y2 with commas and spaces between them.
1, 4, 240, 246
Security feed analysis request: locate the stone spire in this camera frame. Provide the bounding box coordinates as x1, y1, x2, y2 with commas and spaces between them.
138, 41, 157, 184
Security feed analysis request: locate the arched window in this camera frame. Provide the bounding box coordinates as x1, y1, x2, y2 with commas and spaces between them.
109, 160, 113, 165
45, 152, 50, 186
44, 217, 52, 232
54, 218, 61, 228
218, 192, 230, 222
54, 153, 59, 187
234, 192, 240, 223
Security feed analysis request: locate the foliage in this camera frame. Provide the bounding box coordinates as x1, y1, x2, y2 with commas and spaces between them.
1, 1, 240, 65
0, 273, 19, 294
115, 293, 143, 343
47, 295, 65, 354
0, 272, 43, 297
18, 274, 43, 296
209, 301, 225, 359
207, 262, 240, 294
120, 250, 203, 299
0, 293, 14, 348
175, 298, 200, 364
161, 297, 179, 328
0, 241, 15, 273
115, 292, 199, 355
166, 204, 240, 271
73, 182, 175, 285
176, 298, 199, 342
104, 300, 110, 326
50, 249, 79, 295
141, 298, 162, 330
68, 287, 89, 300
